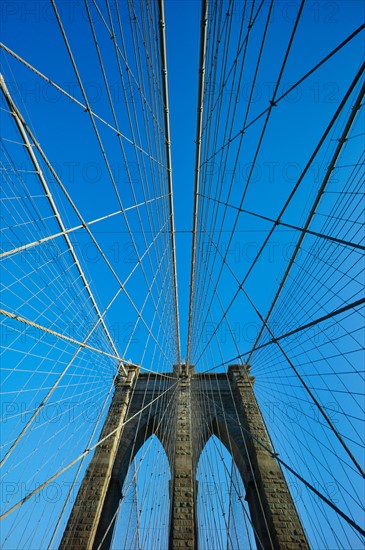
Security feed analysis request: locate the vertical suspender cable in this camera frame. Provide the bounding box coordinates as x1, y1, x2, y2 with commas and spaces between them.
157, 0, 181, 366
187, 0, 209, 366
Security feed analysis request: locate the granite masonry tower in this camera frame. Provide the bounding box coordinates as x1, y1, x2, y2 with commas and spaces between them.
60, 364, 308, 549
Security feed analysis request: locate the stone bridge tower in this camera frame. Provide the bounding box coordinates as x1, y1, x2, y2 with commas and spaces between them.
60, 364, 308, 549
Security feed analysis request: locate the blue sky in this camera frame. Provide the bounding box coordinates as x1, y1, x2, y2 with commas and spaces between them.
1, 0, 364, 548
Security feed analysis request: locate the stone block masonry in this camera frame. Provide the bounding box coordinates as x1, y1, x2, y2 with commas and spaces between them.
60, 363, 309, 549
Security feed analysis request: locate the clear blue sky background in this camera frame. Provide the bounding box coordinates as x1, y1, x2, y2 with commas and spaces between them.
1, 1, 364, 548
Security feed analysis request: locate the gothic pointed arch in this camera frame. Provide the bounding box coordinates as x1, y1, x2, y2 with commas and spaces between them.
60, 366, 308, 550
108, 435, 171, 550
196, 434, 255, 549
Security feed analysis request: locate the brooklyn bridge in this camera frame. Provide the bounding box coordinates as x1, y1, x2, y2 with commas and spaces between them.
0, 0, 364, 548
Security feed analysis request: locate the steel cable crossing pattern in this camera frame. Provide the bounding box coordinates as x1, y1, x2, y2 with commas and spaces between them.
0, 0, 180, 547
0, 0, 364, 549
186, 0, 364, 548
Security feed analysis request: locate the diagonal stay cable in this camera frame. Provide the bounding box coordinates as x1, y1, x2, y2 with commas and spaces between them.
201, 22, 365, 168
193, 61, 365, 366
201, 0, 265, 136
205, 297, 365, 373
87, 0, 169, 302
247, 78, 365, 365
0, 44, 161, 165
0, 283, 127, 470
0, 378, 179, 522
191, 233, 364, 516
1, 282, 175, 469
191, 0, 305, 361
202, 382, 365, 538
47, 369, 121, 548
52, 0, 177, 356
0, 73, 122, 367
0, 309, 122, 363
91, 0, 162, 133
197, 193, 365, 252
209, 237, 365, 477
0, 196, 168, 259
190, 0, 271, 352
0, 77, 177, 359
